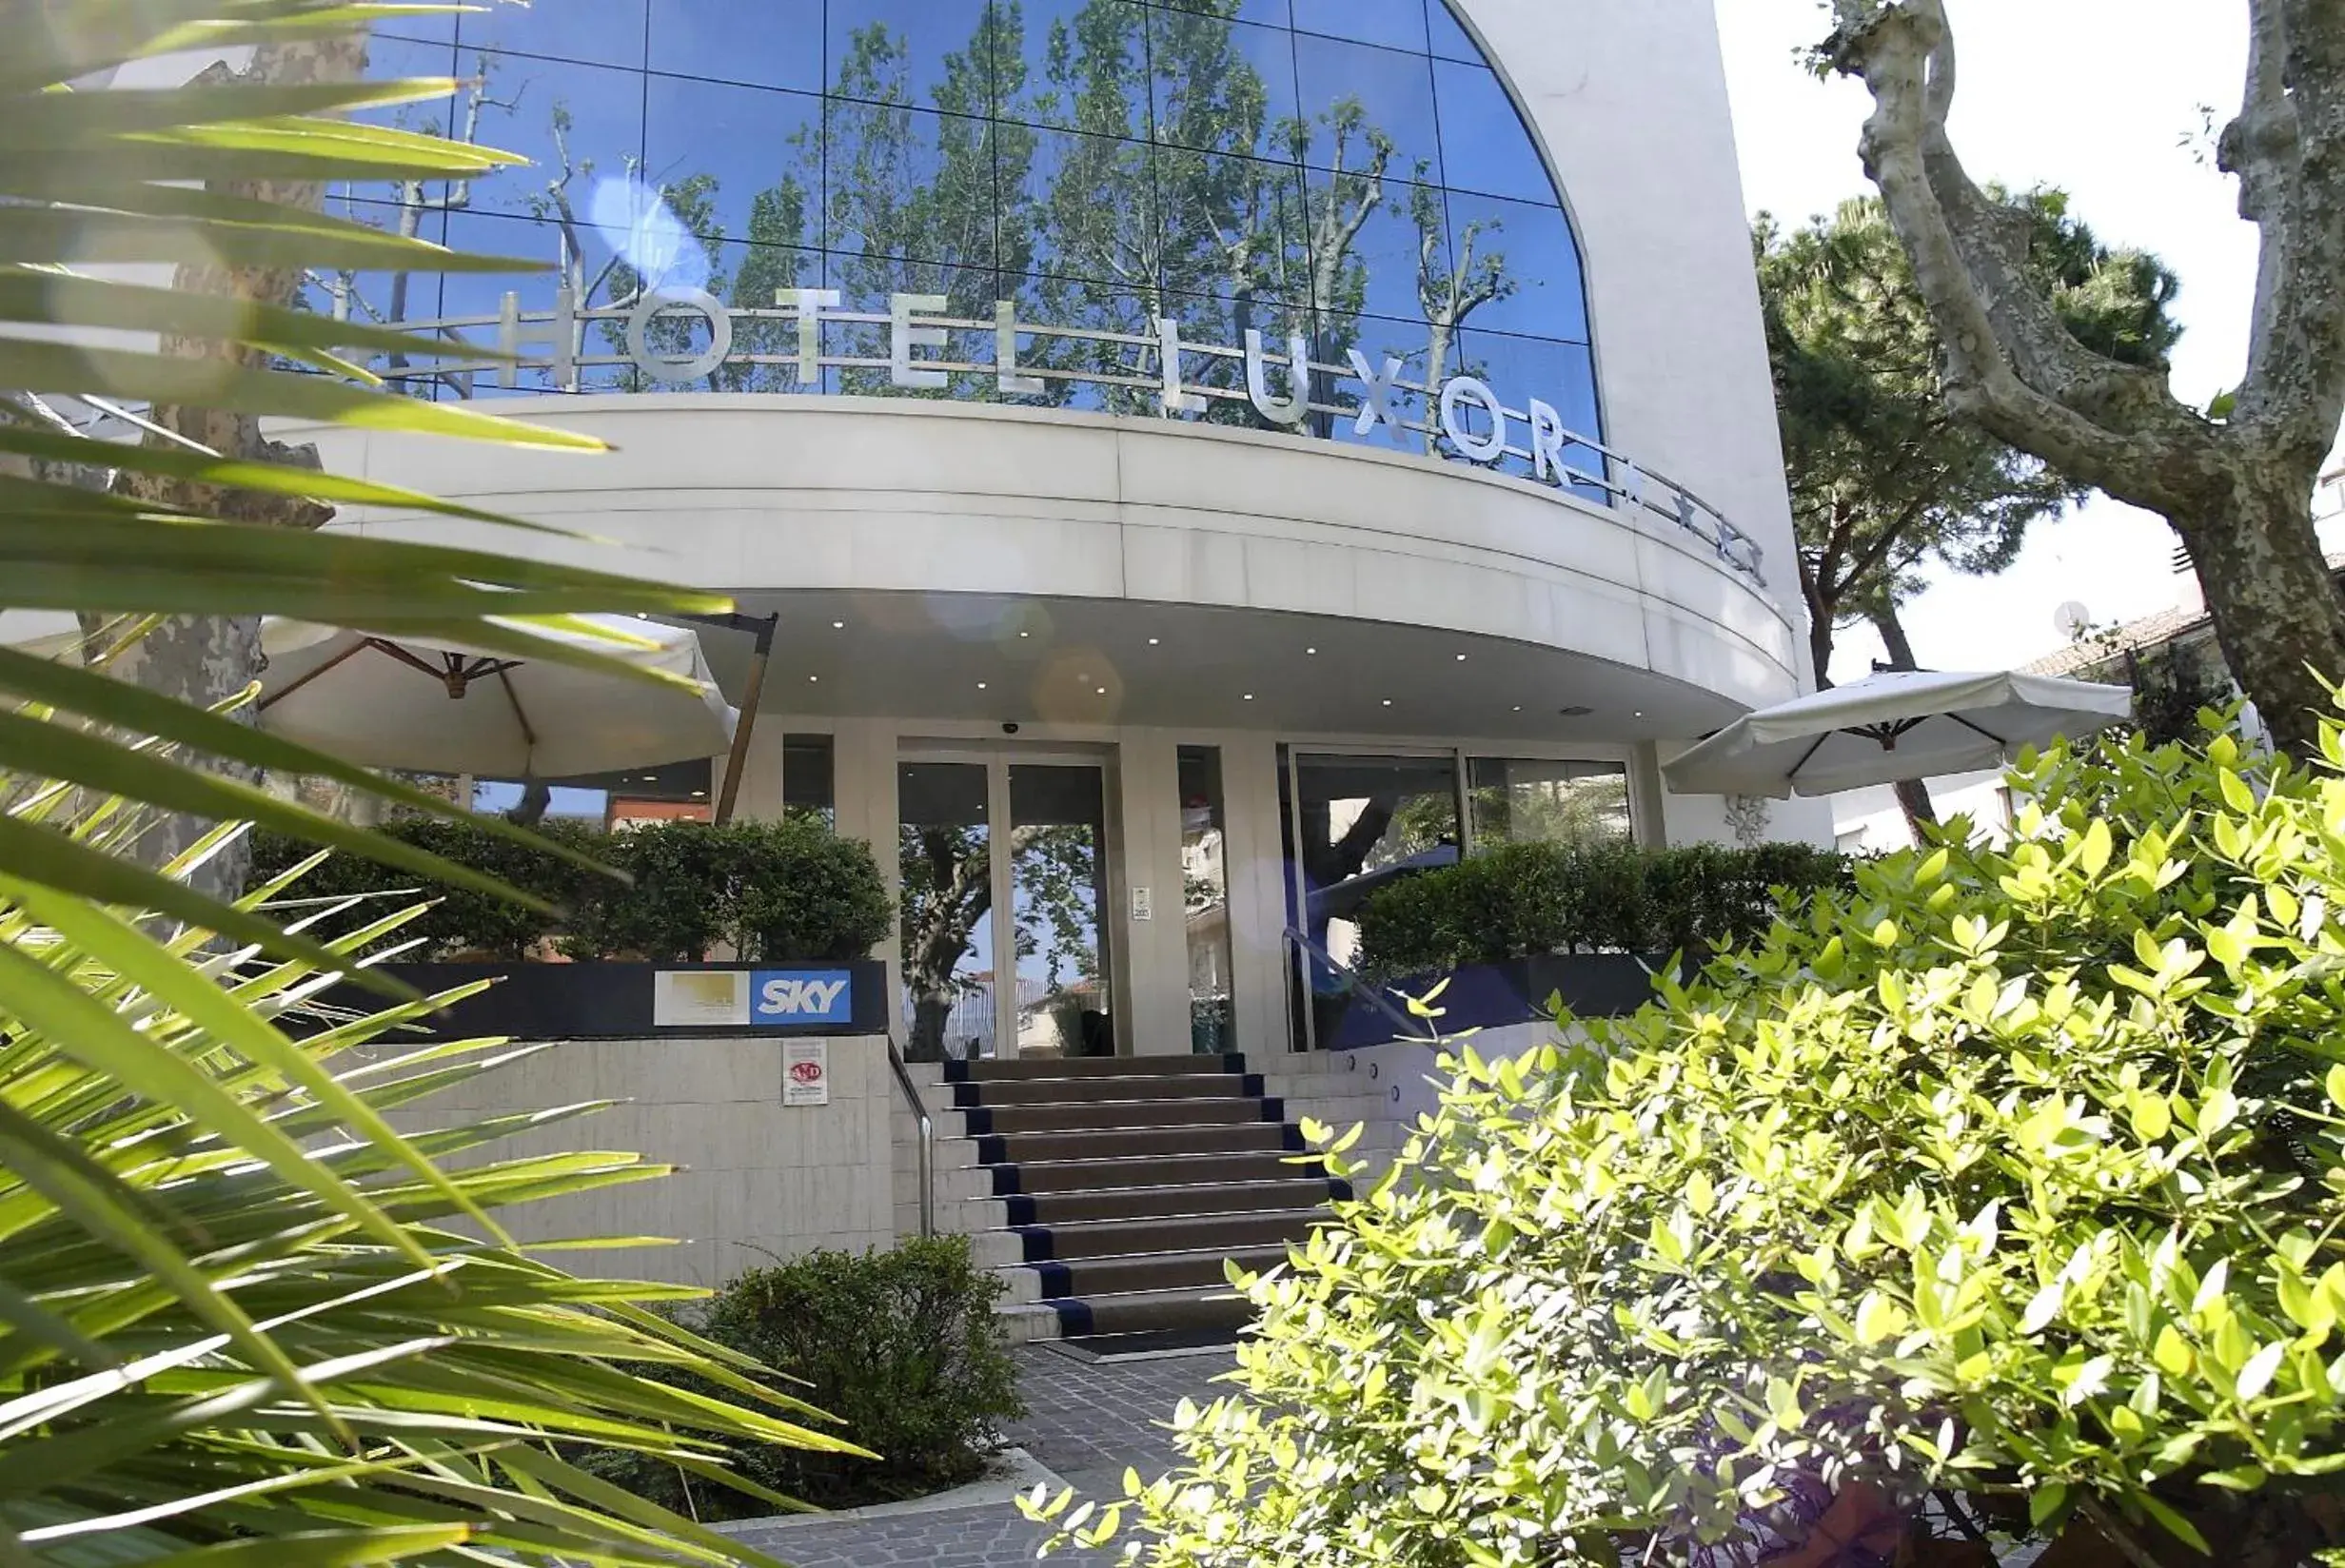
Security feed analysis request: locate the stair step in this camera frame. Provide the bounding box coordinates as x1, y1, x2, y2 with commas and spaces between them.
995, 1149, 1325, 1195
1027, 1244, 1290, 1298
965, 1097, 1277, 1135
1016, 1207, 1331, 1262
1004, 1176, 1351, 1226
1046, 1283, 1256, 1340
947, 1053, 1246, 1083
978, 1123, 1296, 1165
955, 1073, 1260, 1107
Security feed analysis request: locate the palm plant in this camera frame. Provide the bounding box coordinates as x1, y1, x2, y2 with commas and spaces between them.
3, 3, 869, 1559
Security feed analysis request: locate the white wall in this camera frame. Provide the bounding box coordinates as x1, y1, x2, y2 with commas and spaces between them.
1460, 0, 1810, 690
395, 1035, 896, 1288
1833, 770, 2012, 854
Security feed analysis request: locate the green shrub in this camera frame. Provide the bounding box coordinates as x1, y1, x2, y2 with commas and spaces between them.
1355, 838, 1847, 979
251, 815, 604, 959
733, 815, 894, 961
258, 815, 894, 963
1033, 721, 2345, 1567
587, 1239, 1022, 1514
571, 818, 894, 962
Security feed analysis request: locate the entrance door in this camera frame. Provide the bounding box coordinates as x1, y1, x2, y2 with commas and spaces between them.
898, 752, 1116, 1062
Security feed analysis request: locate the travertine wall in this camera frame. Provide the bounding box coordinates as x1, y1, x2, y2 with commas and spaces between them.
398, 1035, 895, 1289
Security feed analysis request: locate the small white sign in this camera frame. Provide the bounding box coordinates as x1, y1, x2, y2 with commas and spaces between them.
1131, 886, 1153, 922
654, 970, 750, 1029
783, 1039, 831, 1107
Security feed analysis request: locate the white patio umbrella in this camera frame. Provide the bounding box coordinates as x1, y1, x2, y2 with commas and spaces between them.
256, 616, 738, 779
1661, 669, 2134, 799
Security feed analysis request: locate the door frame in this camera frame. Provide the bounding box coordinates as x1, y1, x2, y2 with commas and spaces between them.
897, 740, 1124, 1059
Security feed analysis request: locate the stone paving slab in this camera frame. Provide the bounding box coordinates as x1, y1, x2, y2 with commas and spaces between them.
720, 1344, 1239, 1567
729, 1499, 1119, 1567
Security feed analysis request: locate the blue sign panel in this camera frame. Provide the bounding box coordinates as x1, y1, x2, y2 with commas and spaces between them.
751, 970, 855, 1028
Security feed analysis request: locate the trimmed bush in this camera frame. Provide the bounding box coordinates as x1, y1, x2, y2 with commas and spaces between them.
250, 816, 604, 959
585, 1239, 1022, 1515
1354, 838, 1848, 979
1030, 723, 2345, 1567
253, 814, 893, 963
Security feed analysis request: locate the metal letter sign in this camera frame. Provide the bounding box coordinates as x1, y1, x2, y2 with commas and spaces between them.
378, 282, 1769, 584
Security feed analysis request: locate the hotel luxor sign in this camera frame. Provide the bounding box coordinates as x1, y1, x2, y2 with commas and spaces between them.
379, 284, 1766, 585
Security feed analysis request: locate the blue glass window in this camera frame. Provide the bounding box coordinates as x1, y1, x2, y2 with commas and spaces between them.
1303, 166, 1438, 323
333, 34, 456, 213
997, 0, 1151, 136
455, 52, 645, 224
1002, 125, 1153, 286
1150, 10, 1298, 162
1291, 0, 1425, 54
1294, 31, 1438, 184
829, 0, 994, 112
457, 0, 648, 69
1159, 151, 1310, 306
368, 0, 1597, 447
1433, 59, 1553, 205
1444, 192, 1586, 341
649, 0, 824, 92
826, 100, 999, 270
1425, 0, 1479, 64
646, 75, 823, 250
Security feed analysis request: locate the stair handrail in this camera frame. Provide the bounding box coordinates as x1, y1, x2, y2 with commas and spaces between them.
1283, 925, 1440, 1048
886, 1037, 936, 1239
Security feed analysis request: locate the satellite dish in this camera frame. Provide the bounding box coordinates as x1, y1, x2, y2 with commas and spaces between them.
2054, 601, 2094, 641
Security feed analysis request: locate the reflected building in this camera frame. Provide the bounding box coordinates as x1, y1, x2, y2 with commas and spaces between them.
293, 0, 1830, 1064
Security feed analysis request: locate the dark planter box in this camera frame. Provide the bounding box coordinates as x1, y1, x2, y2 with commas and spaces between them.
312, 960, 890, 1042
1328, 953, 1669, 1049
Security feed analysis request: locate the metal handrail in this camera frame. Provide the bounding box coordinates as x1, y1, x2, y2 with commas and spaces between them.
1285, 926, 1440, 1048
886, 1038, 936, 1239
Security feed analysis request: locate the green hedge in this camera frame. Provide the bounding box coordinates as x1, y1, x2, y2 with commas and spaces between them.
583, 1239, 1022, 1514
1355, 839, 1850, 980
251, 814, 893, 963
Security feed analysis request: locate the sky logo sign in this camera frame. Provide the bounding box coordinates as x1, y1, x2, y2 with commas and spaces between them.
753, 970, 855, 1028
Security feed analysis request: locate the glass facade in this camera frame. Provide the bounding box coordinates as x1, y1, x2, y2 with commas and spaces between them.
338, 0, 1599, 458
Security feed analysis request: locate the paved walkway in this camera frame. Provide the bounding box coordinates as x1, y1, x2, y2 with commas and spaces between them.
725, 1344, 1236, 1567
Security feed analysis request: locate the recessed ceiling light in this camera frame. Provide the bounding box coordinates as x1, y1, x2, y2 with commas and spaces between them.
691, 790, 707, 798
832, 619, 845, 630
1243, 693, 1255, 701
1455, 653, 1468, 662
1634, 710, 1645, 718
1148, 637, 1161, 646
1018, 630, 1032, 639
1512, 705, 1524, 713
977, 681, 989, 690
1306, 646, 1318, 656
808, 675, 819, 683
1381, 698, 1393, 707
1095, 686, 1108, 696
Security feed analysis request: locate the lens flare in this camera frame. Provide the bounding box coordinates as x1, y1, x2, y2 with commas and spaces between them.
588, 174, 709, 293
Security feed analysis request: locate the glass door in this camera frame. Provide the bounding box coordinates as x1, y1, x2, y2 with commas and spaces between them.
1279, 750, 1463, 1051
1008, 764, 1114, 1060
897, 760, 996, 1063
898, 751, 1116, 1062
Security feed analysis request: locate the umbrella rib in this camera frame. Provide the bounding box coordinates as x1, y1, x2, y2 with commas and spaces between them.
1787, 729, 1835, 781
496, 667, 541, 756
256, 637, 370, 714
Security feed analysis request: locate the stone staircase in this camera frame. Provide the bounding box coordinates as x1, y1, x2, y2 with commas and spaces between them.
896, 1052, 1350, 1350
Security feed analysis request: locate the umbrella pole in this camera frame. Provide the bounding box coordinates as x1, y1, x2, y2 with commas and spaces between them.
714, 614, 780, 827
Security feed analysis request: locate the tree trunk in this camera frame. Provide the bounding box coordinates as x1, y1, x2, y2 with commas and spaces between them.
103, 31, 369, 899
2173, 470, 2345, 757
1869, 604, 1941, 841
